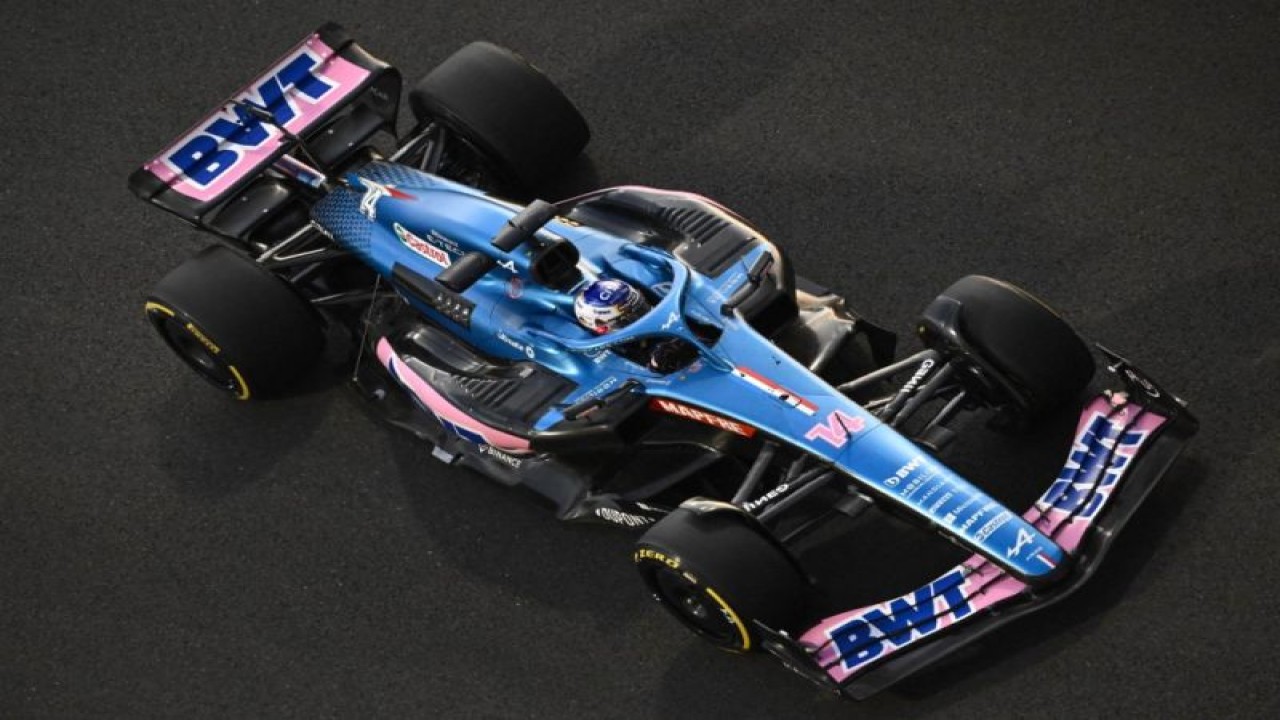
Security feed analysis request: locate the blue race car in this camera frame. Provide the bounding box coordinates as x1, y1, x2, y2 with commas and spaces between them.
130, 24, 1197, 698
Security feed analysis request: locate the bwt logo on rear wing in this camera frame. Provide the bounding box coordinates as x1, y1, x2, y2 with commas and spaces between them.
131, 24, 393, 213
161, 52, 339, 188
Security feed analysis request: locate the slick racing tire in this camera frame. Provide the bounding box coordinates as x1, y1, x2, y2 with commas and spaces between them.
919, 275, 1095, 424
409, 41, 590, 190
145, 245, 324, 400
635, 505, 807, 653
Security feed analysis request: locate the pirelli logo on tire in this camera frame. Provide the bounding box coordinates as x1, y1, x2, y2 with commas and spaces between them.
649, 398, 757, 438
635, 547, 680, 569
184, 322, 221, 354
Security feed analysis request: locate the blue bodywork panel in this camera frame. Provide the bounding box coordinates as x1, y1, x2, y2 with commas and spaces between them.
311, 161, 1065, 583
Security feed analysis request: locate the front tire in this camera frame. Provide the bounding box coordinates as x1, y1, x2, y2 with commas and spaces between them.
145, 245, 324, 400
635, 504, 808, 652
919, 275, 1095, 424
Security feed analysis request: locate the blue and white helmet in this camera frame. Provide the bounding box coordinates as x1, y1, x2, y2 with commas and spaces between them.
574, 279, 651, 334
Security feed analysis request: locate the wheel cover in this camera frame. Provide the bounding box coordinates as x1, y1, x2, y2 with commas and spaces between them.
147, 305, 249, 399
650, 566, 750, 650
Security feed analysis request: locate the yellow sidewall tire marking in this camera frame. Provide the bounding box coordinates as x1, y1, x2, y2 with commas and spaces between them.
704, 587, 751, 652
227, 365, 251, 401
146, 301, 251, 401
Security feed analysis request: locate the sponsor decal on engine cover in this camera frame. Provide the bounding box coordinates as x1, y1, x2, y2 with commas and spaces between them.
496, 331, 536, 360
506, 277, 524, 299
359, 179, 412, 220
394, 223, 451, 268
649, 398, 757, 438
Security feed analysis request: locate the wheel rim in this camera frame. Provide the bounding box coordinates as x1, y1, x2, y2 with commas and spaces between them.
148, 309, 243, 396
649, 565, 744, 648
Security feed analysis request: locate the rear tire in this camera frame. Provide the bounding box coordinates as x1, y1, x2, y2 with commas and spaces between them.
145, 245, 324, 400
635, 505, 807, 652
919, 275, 1095, 424
409, 42, 590, 190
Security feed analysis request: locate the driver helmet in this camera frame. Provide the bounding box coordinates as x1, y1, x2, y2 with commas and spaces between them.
574, 278, 651, 334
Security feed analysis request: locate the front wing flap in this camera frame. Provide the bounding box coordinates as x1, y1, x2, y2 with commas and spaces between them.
758, 356, 1197, 699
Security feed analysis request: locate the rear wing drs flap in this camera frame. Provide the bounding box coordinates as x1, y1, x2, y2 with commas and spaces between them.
128, 23, 400, 227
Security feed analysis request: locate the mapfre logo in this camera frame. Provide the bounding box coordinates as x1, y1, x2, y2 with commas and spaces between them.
649, 399, 756, 438
394, 223, 451, 268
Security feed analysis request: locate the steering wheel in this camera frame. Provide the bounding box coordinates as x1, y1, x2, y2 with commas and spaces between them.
527, 244, 695, 354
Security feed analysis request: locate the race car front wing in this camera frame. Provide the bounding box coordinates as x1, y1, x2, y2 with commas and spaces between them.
755, 350, 1198, 699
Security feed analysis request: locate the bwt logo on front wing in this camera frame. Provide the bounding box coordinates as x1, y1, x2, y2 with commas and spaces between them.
828, 568, 972, 669
1042, 413, 1146, 520
164, 48, 337, 187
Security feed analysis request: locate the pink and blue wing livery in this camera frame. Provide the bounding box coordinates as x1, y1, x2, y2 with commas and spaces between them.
143, 33, 372, 202
800, 397, 1167, 682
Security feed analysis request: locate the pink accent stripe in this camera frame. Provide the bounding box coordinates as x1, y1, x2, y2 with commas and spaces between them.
144, 35, 371, 202
376, 338, 532, 453
799, 396, 1168, 682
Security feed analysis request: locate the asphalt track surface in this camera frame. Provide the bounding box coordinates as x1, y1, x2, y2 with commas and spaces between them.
3, 1, 1278, 717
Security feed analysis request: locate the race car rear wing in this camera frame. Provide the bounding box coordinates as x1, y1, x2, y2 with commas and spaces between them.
756, 350, 1198, 699
128, 23, 400, 229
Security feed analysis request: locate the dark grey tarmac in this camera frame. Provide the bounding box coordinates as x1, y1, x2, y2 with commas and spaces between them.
2, 1, 1277, 717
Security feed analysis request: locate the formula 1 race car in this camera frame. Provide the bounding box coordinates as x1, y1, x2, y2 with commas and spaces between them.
130, 24, 1198, 698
